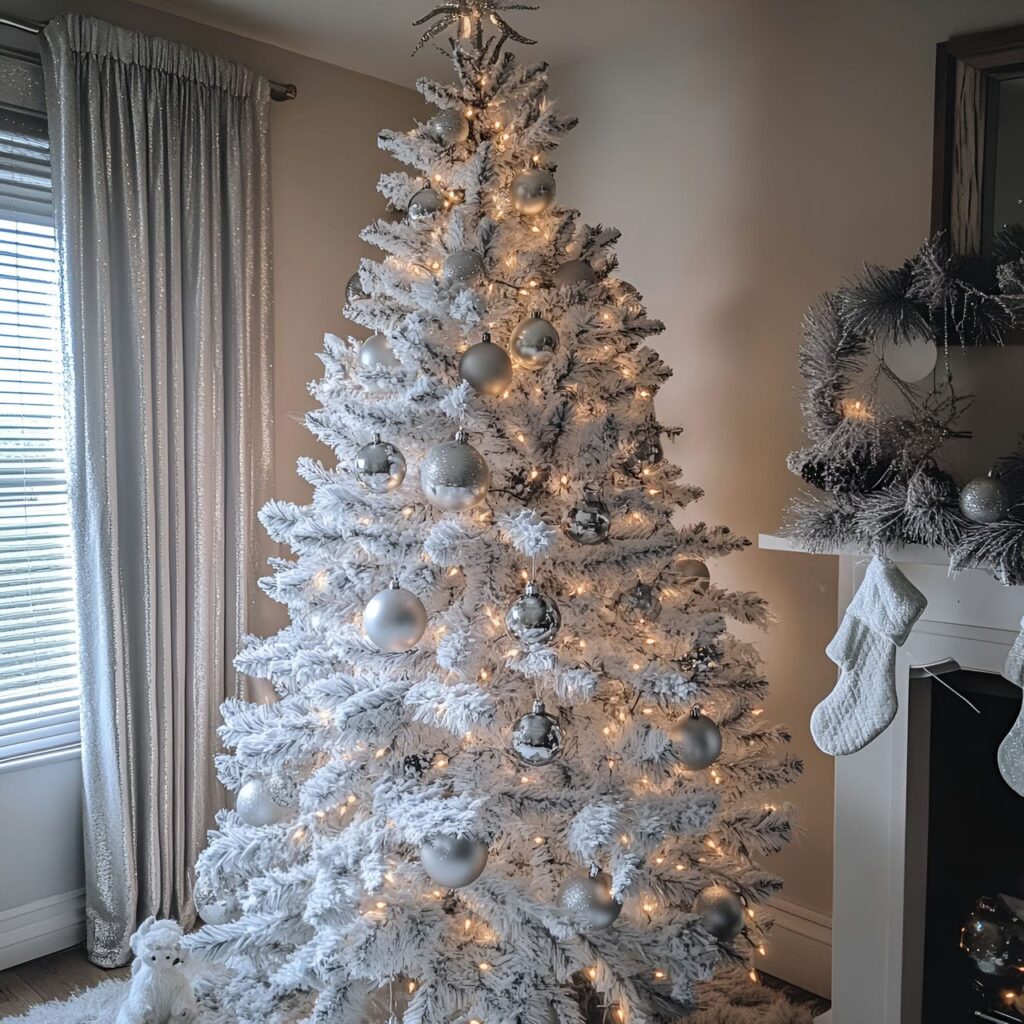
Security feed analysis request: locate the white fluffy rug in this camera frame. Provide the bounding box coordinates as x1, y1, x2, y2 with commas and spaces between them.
0, 979, 129, 1023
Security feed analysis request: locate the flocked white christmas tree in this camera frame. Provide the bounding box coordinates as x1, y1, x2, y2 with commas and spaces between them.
188, 4, 802, 1022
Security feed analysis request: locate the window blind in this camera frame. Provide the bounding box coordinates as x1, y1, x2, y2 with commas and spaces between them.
0, 107, 81, 764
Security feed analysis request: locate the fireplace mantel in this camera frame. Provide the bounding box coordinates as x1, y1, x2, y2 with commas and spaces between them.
759, 534, 1024, 1024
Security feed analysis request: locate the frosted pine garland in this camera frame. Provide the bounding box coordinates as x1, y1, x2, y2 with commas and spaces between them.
187, 7, 800, 1023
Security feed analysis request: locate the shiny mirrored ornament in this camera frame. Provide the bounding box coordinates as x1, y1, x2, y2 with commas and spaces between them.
511, 167, 556, 215
961, 895, 1024, 977
358, 334, 404, 393
559, 866, 622, 932
505, 580, 561, 646
511, 312, 559, 370
442, 249, 485, 287
408, 187, 445, 221
959, 472, 1012, 524
459, 332, 514, 396
421, 430, 490, 512
552, 260, 597, 287
419, 834, 489, 888
694, 884, 745, 941
672, 705, 722, 770
563, 495, 611, 545
346, 271, 367, 304
616, 582, 662, 626
236, 778, 291, 827
678, 557, 711, 596
196, 892, 240, 926
511, 699, 563, 765
363, 580, 428, 652
354, 432, 407, 493
428, 108, 470, 146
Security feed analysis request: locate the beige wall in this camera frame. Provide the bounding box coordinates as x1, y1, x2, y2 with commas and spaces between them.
553, 0, 1024, 928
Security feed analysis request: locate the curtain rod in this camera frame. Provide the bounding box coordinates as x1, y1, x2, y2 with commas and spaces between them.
0, 13, 297, 102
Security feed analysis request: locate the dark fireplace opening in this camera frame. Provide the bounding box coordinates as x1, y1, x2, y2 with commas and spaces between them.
921, 670, 1024, 1024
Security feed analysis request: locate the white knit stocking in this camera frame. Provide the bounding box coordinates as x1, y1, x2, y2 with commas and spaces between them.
998, 616, 1024, 796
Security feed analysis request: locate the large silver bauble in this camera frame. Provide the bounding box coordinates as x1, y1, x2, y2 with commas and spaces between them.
358, 334, 404, 393
552, 260, 597, 287
505, 580, 561, 646
419, 834, 489, 888
236, 778, 291, 827
363, 580, 427, 652
459, 333, 514, 396
563, 495, 612, 545
959, 473, 1012, 524
421, 430, 490, 512
442, 249, 485, 287
408, 187, 445, 221
196, 893, 240, 926
428, 109, 470, 146
346, 271, 367, 304
616, 582, 662, 626
678, 557, 711, 596
511, 313, 559, 370
511, 699, 563, 766
354, 433, 407, 493
693, 884, 745, 941
559, 868, 622, 932
672, 706, 722, 770
511, 168, 556, 215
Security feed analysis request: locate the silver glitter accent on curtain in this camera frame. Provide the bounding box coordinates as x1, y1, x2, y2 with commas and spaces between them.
40, 14, 274, 968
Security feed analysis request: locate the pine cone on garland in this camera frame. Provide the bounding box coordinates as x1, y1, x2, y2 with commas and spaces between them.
786, 444, 892, 495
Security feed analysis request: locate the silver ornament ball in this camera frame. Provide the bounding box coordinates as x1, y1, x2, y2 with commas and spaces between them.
678, 557, 711, 596
559, 867, 622, 932
505, 580, 561, 646
419, 834, 489, 888
672, 706, 722, 770
564, 495, 612, 545
459, 333, 514, 396
511, 699, 563, 766
616, 582, 662, 626
959, 473, 1012, 525
420, 430, 490, 512
693, 884, 745, 941
196, 893, 240, 926
552, 260, 597, 287
442, 249, 485, 287
358, 334, 405, 393
354, 433, 407, 493
511, 167, 556, 215
346, 271, 367, 304
363, 580, 428, 652
408, 187, 446, 221
428, 108, 470, 146
236, 778, 291, 827
511, 312, 560, 370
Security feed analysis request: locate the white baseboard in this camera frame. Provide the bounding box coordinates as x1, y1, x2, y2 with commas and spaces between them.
761, 896, 833, 1000
0, 889, 86, 970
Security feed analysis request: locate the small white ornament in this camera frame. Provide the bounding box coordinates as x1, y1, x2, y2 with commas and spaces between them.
358, 334, 404, 392
427, 108, 470, 146
116, 917, 197, 1024
511, 167, 556, 215
354, 433, 407, 493
236, 778, 291, 827
363, 580, 428, 652
882, 333, 937, 383
421, 430, 490, 512
511, 312, 559, 370
442, 249, 485, 287
420, 834, 489, 888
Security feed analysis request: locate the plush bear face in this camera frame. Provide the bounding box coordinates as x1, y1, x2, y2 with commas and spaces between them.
130, 916, 187, 969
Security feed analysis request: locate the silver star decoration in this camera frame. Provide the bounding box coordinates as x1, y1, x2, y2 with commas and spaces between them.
412, 1, 539, 54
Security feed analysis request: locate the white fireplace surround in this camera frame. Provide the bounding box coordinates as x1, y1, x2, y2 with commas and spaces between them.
760, 535, 1024, 1024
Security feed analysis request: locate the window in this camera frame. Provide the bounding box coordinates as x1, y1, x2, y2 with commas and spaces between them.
0, 105, 81, 764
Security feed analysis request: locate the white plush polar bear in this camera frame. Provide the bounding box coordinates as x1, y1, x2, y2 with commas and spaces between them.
115, 916, 198, 1024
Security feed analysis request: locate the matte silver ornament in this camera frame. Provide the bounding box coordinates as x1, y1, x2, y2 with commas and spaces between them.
236, 778, 291, 827
358, 334, 404, 393
442, 249, 485, 287
363, 580, 427, 652
505, 580, 561, 646
616, 582, 662, 626
346, 271, 367, 304
354, 432, 407, 493
408, 187, 445, 221
511, 699, 563, 765
419, 834, 489, 888
511, 312, 559, 370
559, 866, 622, 931
552, 260, 597, 287
693, 884, 745, 941
672, 705, 722, 770
428, 108, 470, 146
563, 495, 611, 545
511, 167, 556, 215
459, 332, 513, 396
959, 472, 1012, 524
421, 430, 490, 512
678, 557, 711, 596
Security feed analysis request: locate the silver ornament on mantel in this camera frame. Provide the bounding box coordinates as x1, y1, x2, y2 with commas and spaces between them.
354, 433, 407, 493
511, 167, 556, 215
563, 495, 611, 545
363, 580, 428, 652
559, 865, 622, 932
420, 430, 490, 512
407, 186, 446, 221
511, 699, 563, 765
672, 705, 722, 770
693, 884, 745, 941
616, 581, 662, 626
346, 271, 367, 304
511, 312, 560, 370
236, 778, 292, 827
441, 249, 485, 287
419, 834, 489, 888
459, 332, 514, 396
552, 259, 597, 288
959, 472, 1013, 525
678, 557, 711, 596
505, 580, 561, 646
358, 334, 405, 393
427, 108, 470, 146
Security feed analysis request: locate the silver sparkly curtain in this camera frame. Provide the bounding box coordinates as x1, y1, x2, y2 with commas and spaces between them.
40, 14, 274, 967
